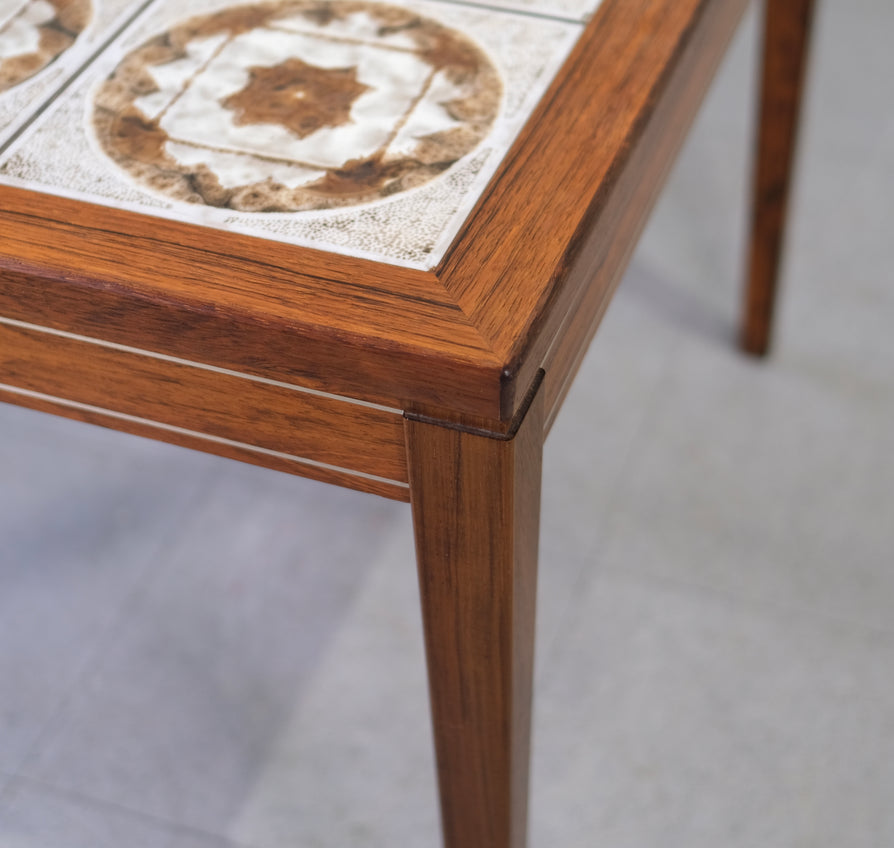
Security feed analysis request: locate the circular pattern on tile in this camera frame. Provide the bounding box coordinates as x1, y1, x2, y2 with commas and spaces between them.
91, 0, 502, 212
0, 0, 92, 92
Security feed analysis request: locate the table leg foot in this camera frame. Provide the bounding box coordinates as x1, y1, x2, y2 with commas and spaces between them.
741, 0, 816, 356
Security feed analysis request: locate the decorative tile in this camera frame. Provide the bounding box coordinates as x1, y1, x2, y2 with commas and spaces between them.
466, 0, 602, 23
0, 0, 597, 267
92, 1, 503, 212
0, 0, 144, 144
0, 0, 91, 91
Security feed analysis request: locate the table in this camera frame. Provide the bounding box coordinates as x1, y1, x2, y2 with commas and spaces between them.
0, 0, 813, 845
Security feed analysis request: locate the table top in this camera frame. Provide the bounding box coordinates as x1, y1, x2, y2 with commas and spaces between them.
0, 0, 747, 427
0, 0, 601, 267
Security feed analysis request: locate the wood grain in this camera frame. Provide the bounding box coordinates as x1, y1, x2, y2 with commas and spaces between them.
0, 187, 500, 415
405, 382, 544, 848
0, 319, 409, 495
0, 4, 772, 846
741, 0, 816, 355
0, 0, 755, 426
441, 0, 750, 421
0, 383, 409, 499
539, 0, 749, 430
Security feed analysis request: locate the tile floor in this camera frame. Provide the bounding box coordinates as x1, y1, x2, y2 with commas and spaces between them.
2, 0, 893, 845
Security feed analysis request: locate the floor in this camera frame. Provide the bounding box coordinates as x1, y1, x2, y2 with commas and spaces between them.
1, 0, 893, 845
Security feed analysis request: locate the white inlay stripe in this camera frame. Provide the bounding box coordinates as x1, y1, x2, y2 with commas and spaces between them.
0, 315, 402, 413
0, 381, 409, 489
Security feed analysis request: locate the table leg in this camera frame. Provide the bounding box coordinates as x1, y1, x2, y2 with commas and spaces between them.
742, 0, 816, 355
405, 383, 544, 848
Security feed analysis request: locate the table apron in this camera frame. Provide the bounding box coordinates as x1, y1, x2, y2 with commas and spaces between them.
0, 318, 410, 500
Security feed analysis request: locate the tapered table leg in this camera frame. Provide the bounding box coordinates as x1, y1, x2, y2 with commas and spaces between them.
742, 0, 816, 355
405, 384, 544, 848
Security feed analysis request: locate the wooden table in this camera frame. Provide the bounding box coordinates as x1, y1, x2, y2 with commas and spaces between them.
0, 0, 813, 845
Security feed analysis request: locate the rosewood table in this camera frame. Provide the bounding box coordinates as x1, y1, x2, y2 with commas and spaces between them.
0, 0, 813, 845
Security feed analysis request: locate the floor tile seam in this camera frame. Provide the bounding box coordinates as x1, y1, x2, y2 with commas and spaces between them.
597, 557, 894, 644
10, 463, 227, 778
536, 331, 687, 679
6, 774, 257, 848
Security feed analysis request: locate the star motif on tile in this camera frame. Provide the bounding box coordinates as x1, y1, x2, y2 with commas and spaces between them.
221, 58, 371, 139
92, 0, 503, 212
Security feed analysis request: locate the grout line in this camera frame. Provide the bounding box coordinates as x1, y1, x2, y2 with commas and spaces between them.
0, 0, 157, 157
382, 66, 438, 152
421, 0, 583, 25
154, 31, 235, 125
0, 382, 409, 489
160, 135, 341, 172
0, 316, 402, 413
266, 21, 421, 53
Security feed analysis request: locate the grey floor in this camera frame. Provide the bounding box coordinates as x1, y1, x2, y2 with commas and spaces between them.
2, 1, 893, 845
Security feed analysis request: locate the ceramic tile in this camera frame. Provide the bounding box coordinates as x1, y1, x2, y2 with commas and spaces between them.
0, 0, 599, 268
470, 0, 603, 21
0, 0, 145, 144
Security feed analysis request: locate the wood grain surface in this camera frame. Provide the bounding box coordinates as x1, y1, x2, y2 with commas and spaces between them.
0, 318, 409, 498
0, 383, 410, 499
0, 4, 778, 846
1, 0, 752, 432
406, 380, 544, 848
539, 0, 750, 430
0, 187, 499, 416
741, 0, 816, 355
441, 0, 751, 422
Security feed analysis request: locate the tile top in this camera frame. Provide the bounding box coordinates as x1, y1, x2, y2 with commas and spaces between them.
0, 0, 139, 140
0, 0, 603, 268
92, 2, 503, 212
0, 0, 91, 90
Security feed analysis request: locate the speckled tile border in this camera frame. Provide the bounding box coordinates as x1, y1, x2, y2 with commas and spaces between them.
0, 0, 604, 268
0, 0, 150, 145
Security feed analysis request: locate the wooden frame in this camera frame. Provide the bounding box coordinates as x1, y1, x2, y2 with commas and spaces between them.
0, 0, 813, 845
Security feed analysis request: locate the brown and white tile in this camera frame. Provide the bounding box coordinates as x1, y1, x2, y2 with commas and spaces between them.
462, 0, 603, 23
0, 0, 145, 144
0, 0, 591, 267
